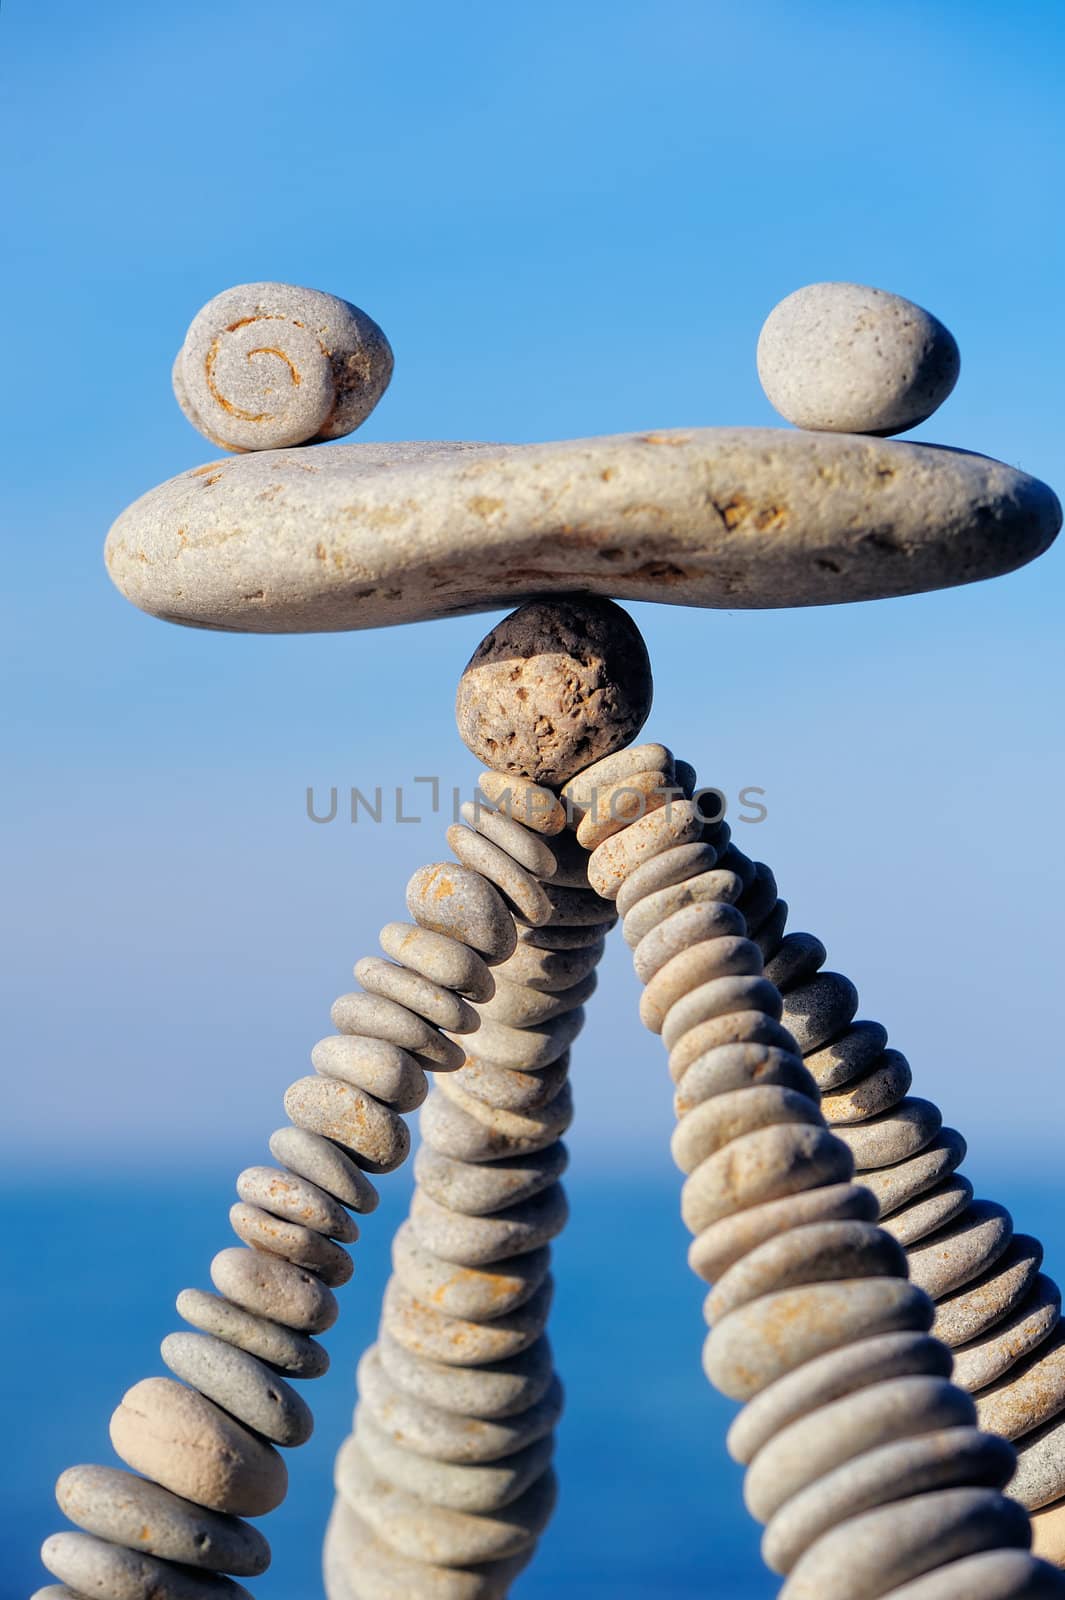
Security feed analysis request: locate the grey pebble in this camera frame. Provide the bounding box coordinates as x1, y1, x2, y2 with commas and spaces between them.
633, 899, 748, 982
492, 939, 604, 992
782, 971, 859, 1054
907, 1200, 1013, 1301
477, 772, 566, 837
237, 1163, 359, 1242
961, 1277, 1061, 1397
673, 1043, 817, 1118
407, 863, 517, 964
879, 1176, 975, 1249
55, 1462, 270, 1575
324, 1499, 531, 1600
622, 868, 744, 947
410, 1184, 568, 1267
414, 1142, 568, 1216
210, 1245, 338, 1334
391, 1221, 549, 1321
229, 1202, 353, 1287
455, 1054, 571, 1115
863, 1126, 968, 1216
706, 1219, 905, 1324
671, 1084, 822, 1176
268, 1126, 379, 1214
764, 932, 827, 992
835, 1096, 943, 1171
161, 1331, 313, 1447
1009, 1411, 1065, 1509
329, 991, 463, 1072
356, 955, 480, 1035
690, 1181, 876, 1286
476, 970, 597, 1028
805, 1020, 890, 1092
588, 800, 704, 900
464, 1010, 584, 1072
659, 973, 782, 1052
382, 1275, 553, 1367
461, 800, 559, 880
668, 1009, 796, 1084
176, 1288, 329, 1378
527, 882, 616, 927
419, 1078, 573, 1161
351, 1410, 554, 1513
821, 1049, 912, 1125
41, 1531, 254, 1600
935, 1235, 1044, 1348
516, 920, 614, 950
533, 826, 591, 889
447, 824, 552, 927
379, 921, 495, 1004
757, 281, 960, 436
312, 1032, 429, 1112
737, 863, 779, 934
377, 1330, 554, 1422
877, 1550, 1065, 1600
614, 841, 719, 918
284, 1075, 410, 1173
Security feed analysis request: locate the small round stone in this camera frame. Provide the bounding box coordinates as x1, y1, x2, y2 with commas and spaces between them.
455, 598, 653, 786
210, 1245, 338, 1333
174, 281, 393, 452
353, 1409, 554, 1515
805, 1020, 890, 1093
757, 282, 960, 437
671, 1083, 822, 1177
820, 1049, 912, 1125
176, 1288, 329, 1378
466, 1009, 584, 1072
236, 1163, 359, 1242
228, 1202, 353, 1286
55, 1464, 270, 1575
764, 932, 827, 992
268, 1126, 380, 1213
161, 1331, 313, 1446
407, 863, 517, 964
668, 1009, 796, 1082
680, 1122, 853, 1234
456, 1054, 570, 1115
782, 971, 859, 1054
379, 922, 495, 1004
674, 1043, 818, 1118
41, 1531, 254, 1600
329, 992, 463, 1072
477, 773, 566, 836
284, 1075, 410, 1172
311, 1032, 428, 1112
623, 869, 744, 947
1014, 1412, 1065, 1509
835, 1096, 943, 1171
109, 1377, 287, 1517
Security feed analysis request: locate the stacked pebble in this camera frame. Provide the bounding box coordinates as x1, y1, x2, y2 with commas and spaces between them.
324, 772, 614, 1600
35, 838, 553, 1600
713, 840, 1065, 1572
587, 746, 1065, 1599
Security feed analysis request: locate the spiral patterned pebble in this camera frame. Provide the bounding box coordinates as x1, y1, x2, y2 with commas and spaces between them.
324, 783, 603, 1597
38, 804, 562, 1598
587, 745, 1065, 1597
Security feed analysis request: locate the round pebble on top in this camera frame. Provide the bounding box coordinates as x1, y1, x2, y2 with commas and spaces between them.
757, 282, 960, 436
174, 282, 393, 452
455, 598, 653, 787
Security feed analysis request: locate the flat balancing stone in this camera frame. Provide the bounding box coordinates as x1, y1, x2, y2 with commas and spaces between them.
103, 428, 1061, 633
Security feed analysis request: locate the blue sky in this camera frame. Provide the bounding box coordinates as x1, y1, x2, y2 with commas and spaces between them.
3, 0, 1064, 1179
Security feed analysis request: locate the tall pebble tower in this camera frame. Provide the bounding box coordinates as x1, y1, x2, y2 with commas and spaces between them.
35, 278, 1065, 1599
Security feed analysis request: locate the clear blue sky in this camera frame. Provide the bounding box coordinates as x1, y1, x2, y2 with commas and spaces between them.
3, 0, 1064, 1177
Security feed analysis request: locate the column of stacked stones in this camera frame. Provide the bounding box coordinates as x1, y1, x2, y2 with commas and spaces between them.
698, 837, 1065, 1572
580, 736, 1065, 1598
323, 599, 653, 1599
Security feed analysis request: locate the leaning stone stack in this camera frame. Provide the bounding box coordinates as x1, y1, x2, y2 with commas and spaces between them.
710, 836, 1065, 1572
325, 774, 615, 1599
589, 746, 1064, 1598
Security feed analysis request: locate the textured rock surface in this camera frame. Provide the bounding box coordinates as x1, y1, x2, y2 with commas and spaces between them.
757, 282, 960, 436
103, 429, 1061, 632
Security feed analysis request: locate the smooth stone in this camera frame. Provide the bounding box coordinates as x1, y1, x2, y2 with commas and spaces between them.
335, 1442, 557, 1564
312, 1032, 429, 1112
690, 1181, 878, 1284
329, 991, 463, 1072
763, 1428, 1015, 1577
406, 863, 517, 964
1013, 1413, 1065, 1508
109, 1377, 287, 1517
671, 1084, 821, 1175
267, 1126, 379, 1214
757, 282, 960, 436
379, 922, 495, 1003
456, 1054, 570, 1115
351, 1412, 554, 1514
962, 1278, 1062, 1397
455, 598, 652, 786
778, 1487, 1030, 1600
30, 1588, 83, 1599
526, 881, 616, 926
377, 1331, 554, 1421
464, 1008, 584, 1071
360, 1345, 561, 1458
821, 1049, 912, 1124
1032, 1501, 1065, 1568
356, 955, 480, 1034
751, 897, 789, 958
614, 841, 719, 917
476, 971, 597, 1028
977, 1325, 1065, 1442
668, 1010, 797, 1083
55, 1463, 270, 1575
573, 769, 677, 850
705, 1278, 934, 1401
588, 800, 704, 900
382, 1276, 553, 1366
106, 431, 1062, 634
908, 1201, 1013, 1300
460, 800, 559, 879
783, 971, 859, 1054
764, 931, 827, 991
420, 1078, 573, 1161
41, 1531, 254, 1600
447, 824, 552, 926
864, 1127, 968, 1216
173, 281, 392, 452
680, 1122, 854, 1234
392, 1221, 549, 1319
659, 973, 781, 1051
836, 1096, 943, 1171
737, 863, 779, 933
881, 1550, 1065, 1600
515, 919, 614, 949
728, 1331, 953, 1465
410, 1184, 568, 1267
880, 1176, 975, 1248
161, 1331, 313, 1447
805, 1020, 890, 1092
413, 1142, 568, 1216
716, 841, 756, 889
176, 1288, 329, 1378
324, 1499, 531, 1600
492, 938, 604, 992
633, 897, 749, 981
228, 1202, 353, 1286
673, 1043, 817, 1118
744, 1374, 976, 1524
623, 869, 744, 947
706, 1220, 906, 1324
935, 1235, 1044, 1348
236, 1164, 359, 1242
284, 1075, 409, 1173
560, 744, 674, 814
477, 772, 566, 837
210, 1246, 338, 1334
534, 826, 592, 888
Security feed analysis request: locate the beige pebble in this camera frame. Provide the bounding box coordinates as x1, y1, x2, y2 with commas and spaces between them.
574, 770, 677, 849
705, 1278, 934, 1401
324, 1499, 531, 1600
109, 1377, 287, 1518
820, 1049, 912, 1124
268, 1125, 380, 1214
907, 1201, 1013, 1301
330, 991, 464, 1072
668, 1010, 796, 1083
623, 869, 744, 948
229, 1202, 353, 1286
935, 1235, 1044, 1349
352, 1409, 555, 1514
614, 841, 718, 918
176, 1288, 328, 1378
407, 863, 517, 963
478, 772, 566, 837
464, 1009, 584, 1072
312, 1033, 428, 1112
878, 1549, 1065, 1599
491, 938, 604, 992
382, 1276, 553, 1367
671, 1084, 822, 1176
40, 1531, 254, 1599
659, 973, 781, 1051
236, 1164, 359, 1242
355, 956, 480, 1035
413, 1142, 568, 1216
707, 1220, 906, 1323
160, 1331, 313, 1447
561, 743, 674, 814
835, 1097, 943, 1172
960, 1276, 1061, 1396
374, 1334, 557, 1431
284, 1075, 409, 1173
379, 921, 495, 1003
1014, 1411, 1065, 1509
805, 1020, 889, 1092
460, 800, 559, 878
863, 1127, 968, 1217
410, 1184, 568, 1267
681, 1122, 853, 1234
1031, 1499, 1065, 1567
476, 971, 597, 1028
516, 919, 614, 950
210, 1245, 338, 1333
879, 1176, 975, 1249
391, 1221, 549, 1320
673, 1043, 816, 1117
455, 1055, 570, 1116
588, 799, 704, 899
977, 1325, 1065, 1442
447, 824, 552, 926
690, 1181, 879, 1285
421, 1078, 573, 1161
634, 897, 749, 982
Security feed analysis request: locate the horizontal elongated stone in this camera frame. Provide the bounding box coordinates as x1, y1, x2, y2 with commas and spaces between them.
267, 1126, 379, 1214
377, 1331, 555, 1421
284, 1076, 409, 1173
706, 1220, 905, 1323
426, 1077, 572, 1160
959, 1277, 1061, 1395
674, 1044, 817, 1117
615, 841, 718, 918
311, 1033, 428, 1113
863, 1127, 968, 1216
879, 1549, 1065, 1599
413, 1142, 568, 1216
406, 864, 517, 963
382, 1276, 552, 1366
41, 1531, 255, 1599
689, 1181, 877, 1284
324, 1499, 532, 1600
210, 1246, 338, 1333
362, 1345, 561, 1455
228, 1202, 353, 1286
378, 922, 495, 1003
236, 1164, 360, 1241
880, 1176, 975, 1249
176, 1288, 329, 1378
907, 1201, 1013, 1300
391, 1222, 550, 1319
1009, 1411, 1065, 1509
161, 1331, 313, 1446
976, 1324, 1065, 1440
623, 869, 744, 946
350, 1412, 554, 1513
681, 1122, 853, 1234
410, 1185, 568, 1267
355, 955, 480, 1034
105, 430, 1062, 633
935, 1235, 1043, 1348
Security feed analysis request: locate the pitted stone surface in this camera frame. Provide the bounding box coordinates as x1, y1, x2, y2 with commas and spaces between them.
104, 429, 1061, 633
